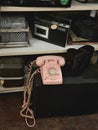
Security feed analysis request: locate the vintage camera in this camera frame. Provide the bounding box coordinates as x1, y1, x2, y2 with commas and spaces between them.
33, 16, 71, 47
1, 0, 72, 7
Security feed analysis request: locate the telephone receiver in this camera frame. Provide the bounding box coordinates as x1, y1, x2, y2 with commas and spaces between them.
36, 55, 65, 85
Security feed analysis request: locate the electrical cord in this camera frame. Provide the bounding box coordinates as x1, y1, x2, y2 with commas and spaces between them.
20, 60, 40, 127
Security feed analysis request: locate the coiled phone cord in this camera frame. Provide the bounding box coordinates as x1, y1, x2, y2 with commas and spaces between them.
20, 60, 40, 127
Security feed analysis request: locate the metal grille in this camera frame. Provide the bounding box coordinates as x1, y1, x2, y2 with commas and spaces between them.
0, 16, 26, 29
1, 32, 27, 42
0, 15, 29, 48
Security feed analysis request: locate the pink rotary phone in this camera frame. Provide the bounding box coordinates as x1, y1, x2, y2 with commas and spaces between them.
20, 55, 65, 128
36, 55, 65, 85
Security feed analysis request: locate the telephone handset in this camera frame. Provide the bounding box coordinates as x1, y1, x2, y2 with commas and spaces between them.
36, 55, 65, 84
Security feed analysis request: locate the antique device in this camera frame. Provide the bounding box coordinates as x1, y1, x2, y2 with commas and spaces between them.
36, 56, 65, 84
20, 55, 65, 127
33, 16, 71, 47
0, 15, 29, 48
1, 0, 72, 7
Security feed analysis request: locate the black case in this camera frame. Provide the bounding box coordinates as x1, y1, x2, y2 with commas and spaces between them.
1, 0, 72, 7
71, 16, 98, 42
33, 16, 71, 47
0, 57, 24, 87
31, 63, 98, 118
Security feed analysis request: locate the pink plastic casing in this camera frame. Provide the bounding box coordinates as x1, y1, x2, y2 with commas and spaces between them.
36, 56, 65, 85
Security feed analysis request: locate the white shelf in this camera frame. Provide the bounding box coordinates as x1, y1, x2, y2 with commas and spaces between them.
0, 86, 24, 93
0, 38, 66, 56
1, 1, 98, 12
1, 39, 98, 56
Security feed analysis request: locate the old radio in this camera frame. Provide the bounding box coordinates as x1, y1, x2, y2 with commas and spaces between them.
33, 16, 71, 47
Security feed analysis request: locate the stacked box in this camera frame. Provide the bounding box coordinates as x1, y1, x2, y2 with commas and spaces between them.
0, 15, 29, 48
0, 57, 24, 87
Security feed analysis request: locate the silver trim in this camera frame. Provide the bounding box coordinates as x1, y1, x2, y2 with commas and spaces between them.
0, 76, 24, 80
34, 24, 49, 39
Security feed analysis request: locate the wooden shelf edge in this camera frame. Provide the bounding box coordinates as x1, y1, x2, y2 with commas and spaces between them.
0, 86, 24, 93
1, 1, 98, 12
0, 42, 98, 56
0, 33, 66, 56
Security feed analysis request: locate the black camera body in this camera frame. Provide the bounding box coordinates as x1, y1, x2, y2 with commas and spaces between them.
33, 16, 71, 47
1, 0, 72, 7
